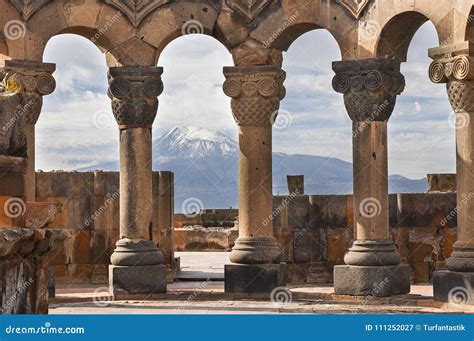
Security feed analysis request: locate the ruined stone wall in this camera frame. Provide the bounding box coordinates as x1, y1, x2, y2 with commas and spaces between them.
0, 228, 68, 314
174, 209, 238, 228
273, 192, 457, 284
35, 171, 176, 284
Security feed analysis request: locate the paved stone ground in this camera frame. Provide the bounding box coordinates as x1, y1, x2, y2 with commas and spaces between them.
49, 253, 474, 314
50, 282, 473, 314
175, 251, 229, 281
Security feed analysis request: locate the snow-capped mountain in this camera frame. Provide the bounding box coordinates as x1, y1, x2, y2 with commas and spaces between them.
79, 126, 428, 209
154, 126, 237, 162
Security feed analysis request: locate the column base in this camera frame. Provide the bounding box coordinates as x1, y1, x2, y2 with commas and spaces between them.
344, 240, 401, 266
433, 270, 474, 305
229, 237, 282, 264
224, 263, 287, 293
109, 264, 167, 297
334, 264, 410, 297
446, 243, 474, 272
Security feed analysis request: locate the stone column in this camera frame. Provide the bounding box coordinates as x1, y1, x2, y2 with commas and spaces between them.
4, 60, 56, 202
332, 58, 410, 297
223, 65, 287, 293
107, 66, 167, 297
429, 45, 474, 304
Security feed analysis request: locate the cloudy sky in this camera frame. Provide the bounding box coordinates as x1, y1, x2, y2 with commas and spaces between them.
37, 22, 455, 179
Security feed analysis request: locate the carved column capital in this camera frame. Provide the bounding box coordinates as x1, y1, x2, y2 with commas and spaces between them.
107, 66, 164, 129
4, 60, 56, 125
223, 65, 286, 126
429, 54, 474, 112
332, 58, 405, 122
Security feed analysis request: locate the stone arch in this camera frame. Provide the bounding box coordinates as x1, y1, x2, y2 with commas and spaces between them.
376, 11, 440, 61
465, 6, 474, 43
3, 0, 137, 63
137, 0, 225, 62
249, 2, 356, 60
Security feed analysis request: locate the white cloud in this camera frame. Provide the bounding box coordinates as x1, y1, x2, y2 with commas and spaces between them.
36, 24, 454, 179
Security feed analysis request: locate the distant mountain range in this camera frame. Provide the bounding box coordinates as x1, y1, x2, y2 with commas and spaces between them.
79, 126, 428, 210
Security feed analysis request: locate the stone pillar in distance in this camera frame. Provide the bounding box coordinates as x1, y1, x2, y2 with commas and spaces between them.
223, 65, 287, 293
429, 43, 474, 304
332, 58, 410, 296
4, 60, 56, 202
107, 66, 167, 297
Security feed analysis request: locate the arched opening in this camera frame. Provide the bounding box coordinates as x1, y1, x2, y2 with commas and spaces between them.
156, 34, 234, 281
387, 22, 454, 190
38, 34, 113, 170
277, 29, 351, 195
377, 11, 435, 61
36, 34, 117, 285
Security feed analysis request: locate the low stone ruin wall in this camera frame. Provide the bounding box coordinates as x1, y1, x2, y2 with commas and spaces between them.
0, 228, 68, 314
174, 209, 238, 228
174, 226, 238, 251
272, 192, 457, 284
34, 171, 176, 284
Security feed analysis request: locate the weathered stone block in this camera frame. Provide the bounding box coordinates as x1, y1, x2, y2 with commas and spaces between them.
71, 229, 91, 264
90, 230, 109, 264
327, 228, 349, 263
174, 229, 188, 251
224, 263, 287, 293
412, 262, 431, 283
35, 172, 54, 198
397, 193, 457, 228
52, 172, 70, 197
320, 195, 347, 228
307, 262, 334, 283
287, 262, 309, 284
109, 264, 167, 296
428, 174, 456, 192
288, 195, 309, 228
293, 228, 325, 263
273, 227, 293, 262
433, 270, 474, 304
334, 264, 411, 297
443, 228, 457, 259
388, 194, 398, 227
272, 196, 288, 228
407, 227, 435, 263
287, 175, 304, 194
308, 195, 322, 227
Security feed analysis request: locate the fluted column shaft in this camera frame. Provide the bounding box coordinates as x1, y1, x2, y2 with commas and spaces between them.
4, 60, 56, 201
223, 65, 286, 264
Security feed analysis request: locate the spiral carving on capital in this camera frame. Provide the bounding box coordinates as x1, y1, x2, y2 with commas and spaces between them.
223, 66, 286, 126
3, 61, 56, 125
107, 66, 164, 128
429, 54, 474, 113
332, 59, 404, 122
429, 54, 474, 84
